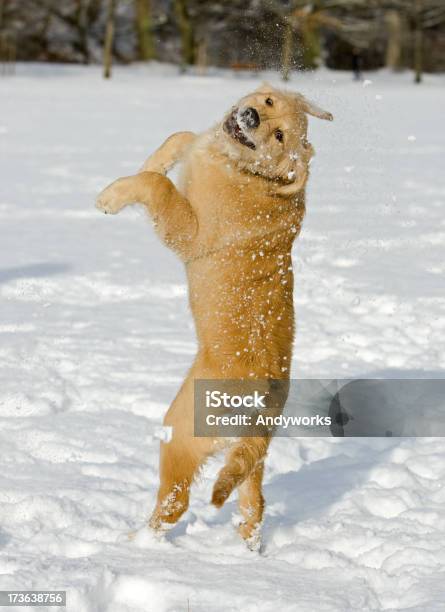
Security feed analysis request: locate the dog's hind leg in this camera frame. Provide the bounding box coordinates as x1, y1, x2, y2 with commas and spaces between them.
211, 436, 269, 510
237, 460, 265, 548
211, 379, 287, 515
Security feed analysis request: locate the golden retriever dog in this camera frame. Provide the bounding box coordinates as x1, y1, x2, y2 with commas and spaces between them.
96, 83, 332, 548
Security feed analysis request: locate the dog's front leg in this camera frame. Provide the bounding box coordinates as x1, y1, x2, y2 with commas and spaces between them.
96, 171, 197, 257
139, 131, 196, 175
237, 461, 265, 550
148, 436, 200, 532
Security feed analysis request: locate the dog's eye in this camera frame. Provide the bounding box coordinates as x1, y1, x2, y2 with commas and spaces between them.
275, 129, 284, 142
265, 97, 273, 106
301, 137, 309, 148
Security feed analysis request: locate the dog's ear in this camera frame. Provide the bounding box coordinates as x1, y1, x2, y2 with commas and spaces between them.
274, 177, 306, 197
273, 157, 308, 198
295, 93, 333, 121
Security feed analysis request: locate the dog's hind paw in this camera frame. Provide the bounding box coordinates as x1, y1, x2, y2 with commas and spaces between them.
212, 473, 236, 508
211, 486, 230, 508
239, 521, 262, 552
246, 535, 262, 553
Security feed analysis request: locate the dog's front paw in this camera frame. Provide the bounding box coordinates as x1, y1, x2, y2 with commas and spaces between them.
96, 178, 131, 215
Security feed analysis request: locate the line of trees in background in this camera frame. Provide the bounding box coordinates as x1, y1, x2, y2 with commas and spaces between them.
1, 0, 445, 82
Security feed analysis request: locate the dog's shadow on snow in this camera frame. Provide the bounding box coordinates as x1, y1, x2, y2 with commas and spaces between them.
263, 444, 394, 532
0, 528, 11, 550
0, 262, 70, 285
262, 368, 445, 537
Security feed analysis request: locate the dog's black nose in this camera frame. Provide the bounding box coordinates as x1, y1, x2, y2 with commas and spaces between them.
240, 107, 260, 129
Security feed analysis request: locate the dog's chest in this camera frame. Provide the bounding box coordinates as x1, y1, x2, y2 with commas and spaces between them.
183, 152, 271, 228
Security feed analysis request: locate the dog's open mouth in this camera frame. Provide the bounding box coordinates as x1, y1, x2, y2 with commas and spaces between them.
223, 109, 256, 150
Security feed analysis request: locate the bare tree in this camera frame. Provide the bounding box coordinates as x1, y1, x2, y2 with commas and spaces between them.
294, 4, 341, 69
380, 0, 445, 81
75, 0, 90, 64
135, 0, 155, 61
281, 13, 294, 80
413, 0, 423, 82
196, 34, 208, 75
409, 0, 445, 83
269, 0, 342, 80
3, 0, 445, 77
103, 0, 115, 78
174, 0, 195, 70
384, 9, 404, 70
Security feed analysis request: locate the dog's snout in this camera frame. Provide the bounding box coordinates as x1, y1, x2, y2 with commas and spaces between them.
241, 107, 260, 129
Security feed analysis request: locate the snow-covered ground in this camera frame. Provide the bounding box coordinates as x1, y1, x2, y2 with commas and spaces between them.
0, 63, 444, 611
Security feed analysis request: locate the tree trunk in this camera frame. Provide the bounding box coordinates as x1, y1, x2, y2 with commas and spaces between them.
385, 10, 402, 71
281, 18, 293, 81
196, 36, 207, 75
414, 0, 423, 83
135, 0, 155, 61
301, 20, 321, 70
76, 0, 90, 64
38, 4, 53, 60
174, 0, 195, 71
414, 27, 423, 83
103, 0, 116, 78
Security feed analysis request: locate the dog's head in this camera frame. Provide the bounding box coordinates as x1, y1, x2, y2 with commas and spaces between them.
218, 83, 333, 196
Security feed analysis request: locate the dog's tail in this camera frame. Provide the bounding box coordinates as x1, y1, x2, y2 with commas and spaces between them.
211, 437, 269, 508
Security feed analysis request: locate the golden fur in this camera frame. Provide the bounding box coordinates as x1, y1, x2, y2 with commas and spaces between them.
96, 83, 332, 547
